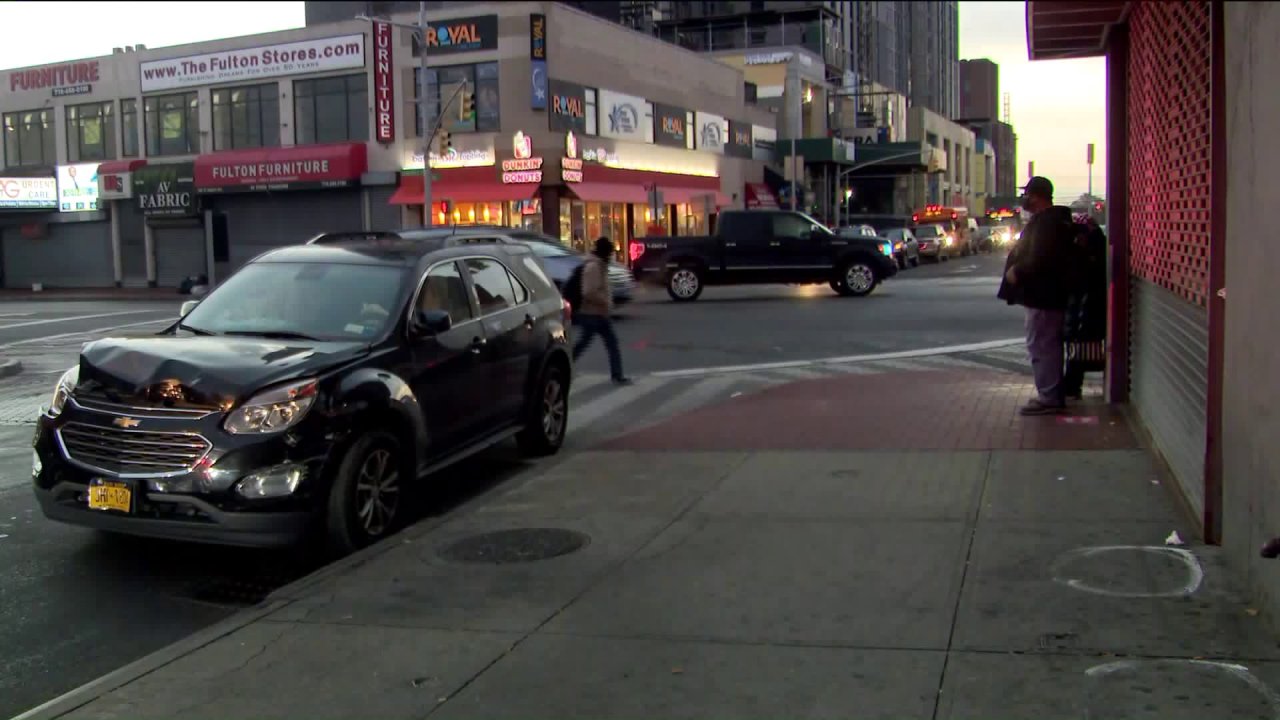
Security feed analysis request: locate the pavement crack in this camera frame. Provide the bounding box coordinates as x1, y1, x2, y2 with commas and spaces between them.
930, 450, 991, 720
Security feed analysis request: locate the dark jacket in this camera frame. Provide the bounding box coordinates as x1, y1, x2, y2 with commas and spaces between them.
1065, 223, 1108, 342
997, 205, 1079, 311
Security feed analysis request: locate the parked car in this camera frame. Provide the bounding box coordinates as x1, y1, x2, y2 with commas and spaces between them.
33, 238, 573, 554
632, 209, 898, 301
882, 228, 921, 268
312, 227, 634, 307
913, 223, 954, 262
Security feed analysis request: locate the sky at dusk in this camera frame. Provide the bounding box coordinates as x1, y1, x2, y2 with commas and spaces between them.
0, 1, 1105, 200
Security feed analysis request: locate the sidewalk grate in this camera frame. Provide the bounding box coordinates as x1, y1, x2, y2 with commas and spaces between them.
437, 528, 590, 564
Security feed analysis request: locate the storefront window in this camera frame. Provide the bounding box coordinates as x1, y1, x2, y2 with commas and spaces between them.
583, 202, 627, 253
144, 92, 199, 156
431, 200, 506, 227
633, 204, 668, 240
212, 84, 280, 151
66, 102, 115, 163
3, 109, 55, 167
121, 99, 139, 157
506, 199, 544, 230
415, 62, 501, 136
294, 74, 367, 145
679, 203, 708, 236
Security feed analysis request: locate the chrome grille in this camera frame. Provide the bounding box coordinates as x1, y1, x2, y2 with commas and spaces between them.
57, 422, 212, 477
72, 396, 218, 419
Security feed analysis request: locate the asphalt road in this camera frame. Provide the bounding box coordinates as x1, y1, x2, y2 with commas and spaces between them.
0, 252, 1019, 718
572, 251, 1020, 376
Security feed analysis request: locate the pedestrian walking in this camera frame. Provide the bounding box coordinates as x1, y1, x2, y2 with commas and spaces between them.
572, 236, 631, 385
1063, 215, 1109, 399
997, 176, 1081, 415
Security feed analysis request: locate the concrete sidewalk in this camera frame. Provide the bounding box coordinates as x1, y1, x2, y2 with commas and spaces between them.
17, 370, 1280, 720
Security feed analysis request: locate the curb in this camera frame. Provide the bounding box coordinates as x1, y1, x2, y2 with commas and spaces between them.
8, 601, 289, 720
0, 359, 23, 379
650, 338, 1025, 378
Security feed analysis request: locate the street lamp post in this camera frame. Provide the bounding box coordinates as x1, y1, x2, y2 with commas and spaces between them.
358, 2, 434, 226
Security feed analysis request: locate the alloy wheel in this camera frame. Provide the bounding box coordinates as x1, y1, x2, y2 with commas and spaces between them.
354, 447, 400, 537
541, 374, 567, 442
670, 269, 699, 298
845, 264, 875, 294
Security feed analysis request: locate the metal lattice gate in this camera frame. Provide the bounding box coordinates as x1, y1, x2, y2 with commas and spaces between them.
1126, 0, 1213, 523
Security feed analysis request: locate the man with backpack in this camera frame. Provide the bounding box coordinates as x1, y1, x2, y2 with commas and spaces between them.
564, 237, 631, 385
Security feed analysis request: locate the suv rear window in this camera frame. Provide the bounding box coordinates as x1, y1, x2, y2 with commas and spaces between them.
915, 225, 946, 239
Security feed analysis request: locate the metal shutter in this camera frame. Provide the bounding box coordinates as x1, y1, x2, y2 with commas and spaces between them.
1, 221, 114, 288
213, 191, 364, 273
1126, 1, 1213, 521
154, 224, 208, 288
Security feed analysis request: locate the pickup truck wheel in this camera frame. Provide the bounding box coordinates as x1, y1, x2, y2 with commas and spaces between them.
667, 267, 704, 302
325, 430, 406, 556
836, 260, 879, 297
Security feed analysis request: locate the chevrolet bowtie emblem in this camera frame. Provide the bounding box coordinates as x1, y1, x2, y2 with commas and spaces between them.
112, 416, 141, 429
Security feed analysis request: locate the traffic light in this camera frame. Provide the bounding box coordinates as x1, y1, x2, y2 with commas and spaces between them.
460, 89, 475, 121
437, 127, 452, 155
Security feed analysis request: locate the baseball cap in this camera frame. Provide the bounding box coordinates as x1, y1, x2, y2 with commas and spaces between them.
1021, 176, 1054, 199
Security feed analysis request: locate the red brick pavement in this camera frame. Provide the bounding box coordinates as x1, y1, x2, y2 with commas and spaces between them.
601, 369, 1138, 452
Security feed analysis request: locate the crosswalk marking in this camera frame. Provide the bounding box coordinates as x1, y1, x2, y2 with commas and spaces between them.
633, 374, 744, 429
568, 376, 671, 432
772, 366, 833, 380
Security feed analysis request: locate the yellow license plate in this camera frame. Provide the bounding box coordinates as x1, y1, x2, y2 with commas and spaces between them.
88, 481, 132, 513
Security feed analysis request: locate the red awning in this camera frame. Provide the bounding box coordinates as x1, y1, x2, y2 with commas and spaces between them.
745, 183, 779, 209
567, 183, 650, 204
388, 174, 539, 205
97, 159, 147, 174
194, 142, 368, 192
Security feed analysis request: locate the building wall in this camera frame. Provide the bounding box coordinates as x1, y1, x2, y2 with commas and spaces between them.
1221, 0, 1280, 624
907, 105, 975, 210
907, 0, 958, 119
959, 58, 998, 121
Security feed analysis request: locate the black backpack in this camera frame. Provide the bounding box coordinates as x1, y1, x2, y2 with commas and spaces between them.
561, 262, 585, 310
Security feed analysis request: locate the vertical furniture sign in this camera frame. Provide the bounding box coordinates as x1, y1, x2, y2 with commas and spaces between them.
530, 14, 548, 110
374, 22, 395, 143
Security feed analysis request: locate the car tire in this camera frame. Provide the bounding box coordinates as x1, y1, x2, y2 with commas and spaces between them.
325, 430, 407, 556
666, 266, 704, 302
516, 361, 569, 457
835, 258, 879, 297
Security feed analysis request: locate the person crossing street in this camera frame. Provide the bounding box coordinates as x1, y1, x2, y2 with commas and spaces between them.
572, 236, 631, 385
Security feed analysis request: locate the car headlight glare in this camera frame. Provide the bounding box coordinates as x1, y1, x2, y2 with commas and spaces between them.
224, 379, 318, 435
47, 366, 79, 417
881, 242, 894, 257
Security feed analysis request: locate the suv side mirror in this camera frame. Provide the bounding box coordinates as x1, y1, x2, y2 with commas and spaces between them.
414, 309, 452, 335
180, 299, 200, 317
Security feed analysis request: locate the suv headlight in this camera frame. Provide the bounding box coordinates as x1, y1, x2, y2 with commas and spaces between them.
224, 378, 318, 435
47, 366, 79, 417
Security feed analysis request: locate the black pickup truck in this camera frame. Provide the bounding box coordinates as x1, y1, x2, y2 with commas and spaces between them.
631, 209, 898, 302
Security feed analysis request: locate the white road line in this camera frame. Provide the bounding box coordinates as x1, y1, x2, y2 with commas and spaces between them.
0, 309, 163, 331
0, 317, 175, 350
568, 376, 672, 432
865, 358, 936, 372
652, 337, 1024, 378
570, 373, 611, 397
637, 375, 744, 427
771, 366, 834, 380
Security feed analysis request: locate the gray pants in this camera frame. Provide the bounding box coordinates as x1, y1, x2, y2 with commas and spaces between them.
1025, 307, 1065, 405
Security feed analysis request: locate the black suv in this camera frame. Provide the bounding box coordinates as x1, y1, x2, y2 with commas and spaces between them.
32, 238, 573, 553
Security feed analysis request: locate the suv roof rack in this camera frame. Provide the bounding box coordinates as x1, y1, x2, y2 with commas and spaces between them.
306, 231, 404, 245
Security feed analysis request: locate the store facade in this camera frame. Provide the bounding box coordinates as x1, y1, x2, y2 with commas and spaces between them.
0, 1, 776, 287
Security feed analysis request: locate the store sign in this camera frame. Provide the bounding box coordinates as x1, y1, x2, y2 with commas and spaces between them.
561, 131, 583, 183
98, 172, 132, 200
654, 103, 687, 148
409, 147, 496, 170
8, 60, 99, 94
576, 140, 717, 177
0, 177, 57, 210
598, 89, 647, 143
56, 164, 100, 212
139, 34, 365, 92
196, 144, 366, 193
726, 121, 753, 159
502, 131, 544, 184
373, 22, 395, 143
547, 78, 586, 133
422, 15, 498, 55
695, 112, 727, 154
530, 13, 548, 111
744, 52, 793, 65
133, 162, 197, 217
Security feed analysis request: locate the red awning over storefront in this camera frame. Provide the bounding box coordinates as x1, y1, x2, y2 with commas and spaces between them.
744, 182, 779, 209
97, 159, 147, 175
193, 142, 368, 192
567, 182, 650, 204
388, 172, 539, 204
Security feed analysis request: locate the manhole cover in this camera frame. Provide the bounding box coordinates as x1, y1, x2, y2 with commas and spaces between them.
437, 528, 590, 564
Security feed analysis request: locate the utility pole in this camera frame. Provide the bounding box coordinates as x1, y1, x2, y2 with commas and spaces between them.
1086, 143, 1095, 199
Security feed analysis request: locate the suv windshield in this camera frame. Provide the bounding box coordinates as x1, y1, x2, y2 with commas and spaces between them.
181, 261, 408, 341
915, 224, 946, 239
